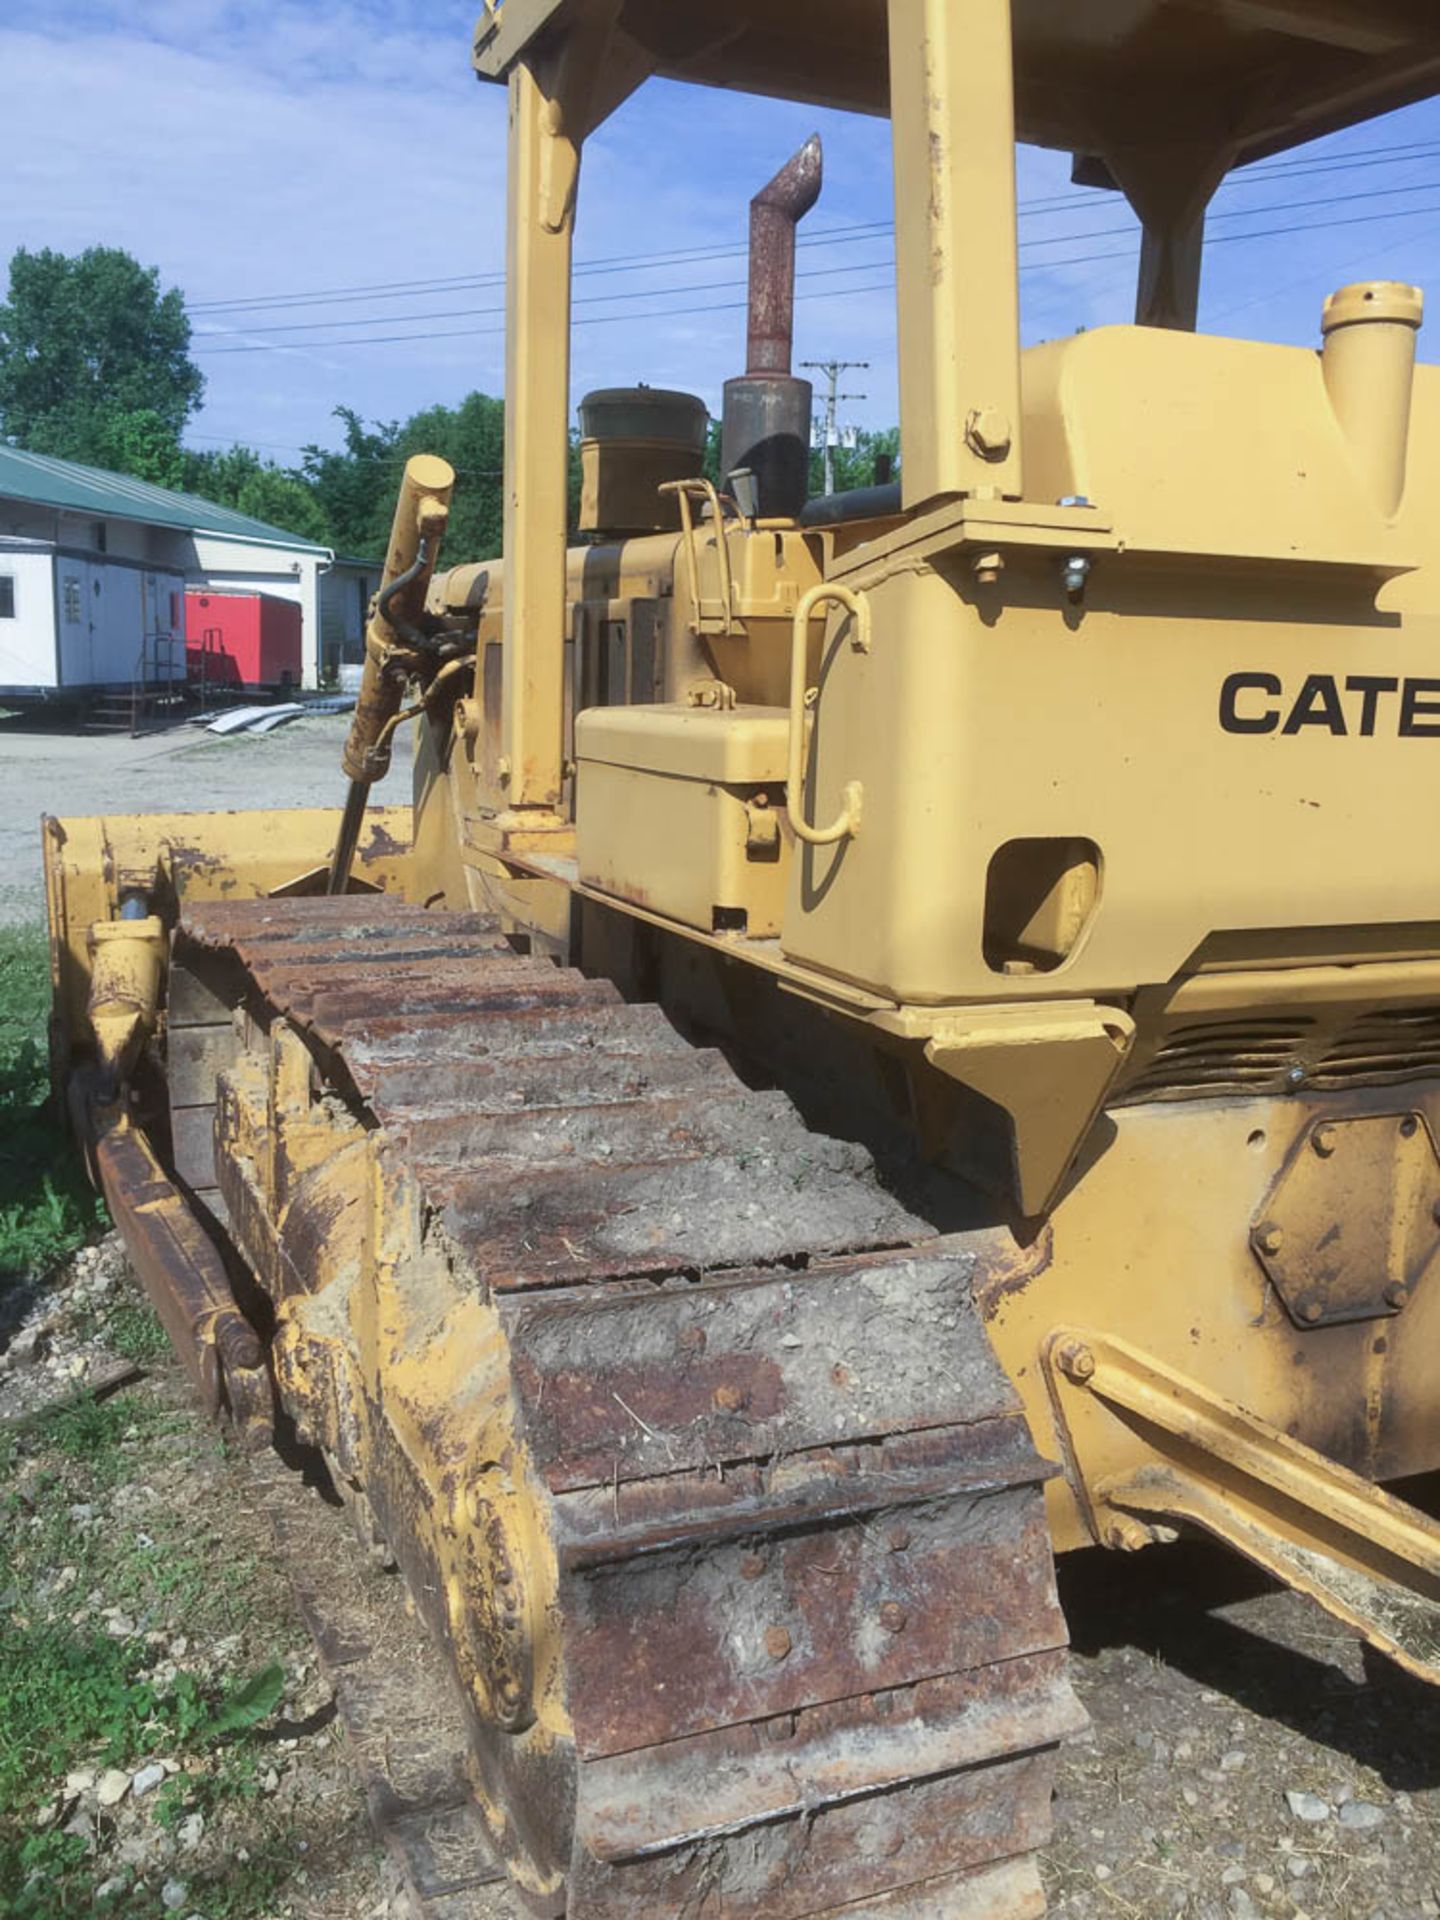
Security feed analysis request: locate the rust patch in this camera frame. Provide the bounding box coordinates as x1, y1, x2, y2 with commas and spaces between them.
973, 1223, 1055, 1320
360, 819, 409, 862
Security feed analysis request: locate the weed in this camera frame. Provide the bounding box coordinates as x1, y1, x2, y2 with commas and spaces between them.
38, 1389, 138, 1460
0, 1828, 90, 1919
0, 1608, 296, 1916
0, 924, 102, 1286
103, 1299, 170, 1362
205, 1658, 285, 1736
31, 1388, 184, 1492
0, 1623, 160, 1808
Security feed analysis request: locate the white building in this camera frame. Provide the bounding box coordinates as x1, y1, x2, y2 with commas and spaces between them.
0, 445, 333, 696
319, 555, 383, 682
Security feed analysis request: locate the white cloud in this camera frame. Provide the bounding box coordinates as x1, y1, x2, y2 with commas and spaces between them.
3, 3, 1438, 474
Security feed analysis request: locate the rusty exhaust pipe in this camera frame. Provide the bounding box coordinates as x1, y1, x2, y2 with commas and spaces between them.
721, 134, 823, 518
747, 134, 823, 376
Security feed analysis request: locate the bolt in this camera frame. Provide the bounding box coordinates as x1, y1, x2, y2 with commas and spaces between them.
1385, 1282, 1410, 1310
972, 551, 1004, 587
966, 407, 1012, 460
1255, 1222, 1285, 1256
878, 1601, 908, 1634
712, 1382, 746, 1412
1103, 1517, 1154, 1553
1058, 494, 1092, 510
764, 1625, 792, 1662
887, 1525, 912, 1553
1312, 1124, 1338, 1157
1401, 1115, 1419, 1139
1285, 1064, 1307, 1090
1300, 1299, 1324, 1324
1061, 555, 1092, 602
1056, 1340, 1096, 1384
739, 1552, 766, 1581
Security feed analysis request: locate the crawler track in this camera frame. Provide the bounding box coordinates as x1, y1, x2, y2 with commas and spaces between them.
168, 895, 1083, 1918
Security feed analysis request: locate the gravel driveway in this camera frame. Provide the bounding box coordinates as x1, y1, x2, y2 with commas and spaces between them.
0, 708, 404, 924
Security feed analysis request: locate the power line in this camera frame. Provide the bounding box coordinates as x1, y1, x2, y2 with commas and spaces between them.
194, 182, 1440, 344
194, 284, 890, 354
194, 253, 897, 340
184, 137, 1440, 319
194, 194, 1440, 355
185, 222, 890, 315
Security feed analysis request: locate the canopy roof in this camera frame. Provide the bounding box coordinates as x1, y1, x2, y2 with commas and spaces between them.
475, 0, 1440, 171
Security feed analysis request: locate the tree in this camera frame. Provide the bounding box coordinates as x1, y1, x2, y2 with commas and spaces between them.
395, 392, 507, 561
0, 247, 203, 473
300, 407, 402, 558
180, 444, 331, 546
301, 395, 517, 563
807, 425, 899, 498
93, 409, 189, 491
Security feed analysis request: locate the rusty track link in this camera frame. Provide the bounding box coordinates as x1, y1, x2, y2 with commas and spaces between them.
167, 895, 1083, 1919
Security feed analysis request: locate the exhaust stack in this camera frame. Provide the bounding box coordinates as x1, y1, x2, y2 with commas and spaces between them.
721, 135, 822, 518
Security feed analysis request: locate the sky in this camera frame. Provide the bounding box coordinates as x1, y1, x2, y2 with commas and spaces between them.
4, 0, 1440, 466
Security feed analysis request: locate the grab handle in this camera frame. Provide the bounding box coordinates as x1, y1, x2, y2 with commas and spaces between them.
787, 584, 870, 846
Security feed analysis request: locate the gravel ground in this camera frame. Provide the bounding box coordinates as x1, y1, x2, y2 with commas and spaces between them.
0, 1239, 412, 1920
0, 707, 407, 925
6, 1240, 1438, 1920
1046, 1543, 1440, 1919
4, 714, 1438, 1917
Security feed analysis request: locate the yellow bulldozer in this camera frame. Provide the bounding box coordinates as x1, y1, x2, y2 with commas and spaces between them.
41, 2, 1440, 1914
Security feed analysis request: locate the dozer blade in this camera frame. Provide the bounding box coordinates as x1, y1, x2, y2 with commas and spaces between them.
1048, 1329, 1440, 1683
43, 804, 412, 1089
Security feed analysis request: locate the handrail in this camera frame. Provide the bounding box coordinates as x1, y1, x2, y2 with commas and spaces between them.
659, 478, 739, 634
787, 583, 869, 846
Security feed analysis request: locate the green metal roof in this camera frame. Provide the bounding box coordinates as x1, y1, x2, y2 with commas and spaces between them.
0, 444, 330, 553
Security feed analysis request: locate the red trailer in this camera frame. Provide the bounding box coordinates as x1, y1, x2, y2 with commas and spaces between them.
185, 590, 301, 689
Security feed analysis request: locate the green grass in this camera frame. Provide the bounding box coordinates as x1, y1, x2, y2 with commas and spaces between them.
0, 924, 103, 1285
101, 1299, 170, 1363
0, 1390, 303, 1919
0, 930, 346, 1917
0, 1618, 293, 1918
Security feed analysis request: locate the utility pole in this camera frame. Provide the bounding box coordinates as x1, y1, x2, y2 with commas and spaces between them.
802, 358, 869, 495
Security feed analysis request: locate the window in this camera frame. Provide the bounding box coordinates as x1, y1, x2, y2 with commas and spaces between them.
62, 575, 83, 623
92, 521, 107, 554
0, 576, 13, 620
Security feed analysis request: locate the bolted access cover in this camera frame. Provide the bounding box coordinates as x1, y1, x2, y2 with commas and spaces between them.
1250, 1112, 1440, 1329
